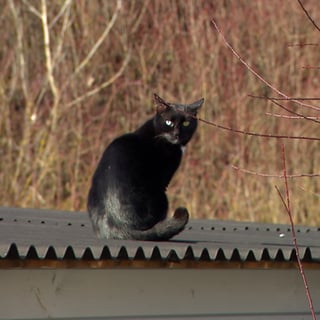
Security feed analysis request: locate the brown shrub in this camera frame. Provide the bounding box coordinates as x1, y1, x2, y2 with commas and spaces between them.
1, 0, 319, 225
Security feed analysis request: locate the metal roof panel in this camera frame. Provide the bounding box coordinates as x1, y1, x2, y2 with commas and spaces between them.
0, 206, 320, 263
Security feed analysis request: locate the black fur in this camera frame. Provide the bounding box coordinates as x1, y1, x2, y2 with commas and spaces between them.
87, 93, 204, 240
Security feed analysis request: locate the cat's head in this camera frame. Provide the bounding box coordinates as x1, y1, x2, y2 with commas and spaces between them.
153, 93, 204, 146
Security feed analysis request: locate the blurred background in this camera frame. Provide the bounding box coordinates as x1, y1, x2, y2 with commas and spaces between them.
1, 0, 319, 225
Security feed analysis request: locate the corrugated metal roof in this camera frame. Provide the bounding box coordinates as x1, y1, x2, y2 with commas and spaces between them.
0, 206, 320, 263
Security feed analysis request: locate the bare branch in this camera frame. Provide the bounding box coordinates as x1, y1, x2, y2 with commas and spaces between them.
130, 0, 150, 34
52, 0, 73, 66
72, 0, 122, 77
9, 0, 30, 186
22, 0, 42, 19
298, 186, 320, 198
249, 95, 320, 124
276, 144, 317, 320
301, 66, 320, 70
259, 97, 320, 101
9, 0, 28, 98
49, 0, 73, 29
297, 0, 320, 33
288, 42, 319, 47
40, 0, 60, 131
197, 117, 320, 141
266, 112, 320, 120
66, 51, 131, 108
41, 0, 59, 102
210, 18, 320, 111
35, 0, 72, 108
232, 165, 320, 178
275, 186, 290, 213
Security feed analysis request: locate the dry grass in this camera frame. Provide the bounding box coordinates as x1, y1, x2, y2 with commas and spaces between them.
1, 0, 319, 225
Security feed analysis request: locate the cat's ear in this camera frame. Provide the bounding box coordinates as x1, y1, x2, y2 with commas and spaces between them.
154, 93, 171, 113
187, 98, 204, 115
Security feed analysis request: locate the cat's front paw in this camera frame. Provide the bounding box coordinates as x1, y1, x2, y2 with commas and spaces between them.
173, 207, 189, 225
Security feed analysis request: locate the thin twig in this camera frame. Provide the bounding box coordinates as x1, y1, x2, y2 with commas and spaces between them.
197, 117, 320, 141
49, 0, 72, 29
232, 165, 320, 178
66, 51, 131, 108
288, 43, 319, 47
297, 0, 320, 33
302, 66, 320, 70
275, 144, 317, 320
249, 94, 320, 124
266, 112, 320, 120
72, 0, 122, 77
210, 18, 320, 112
298, 186, 320, 198
259, 97, 320, 101
22, 0, 42, 19
52, 0, 73, 65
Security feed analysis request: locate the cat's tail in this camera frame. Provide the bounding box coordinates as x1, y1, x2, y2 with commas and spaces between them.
129, 207, 189, 241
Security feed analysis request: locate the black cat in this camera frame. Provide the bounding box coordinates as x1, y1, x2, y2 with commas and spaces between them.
87, 93, 204, 240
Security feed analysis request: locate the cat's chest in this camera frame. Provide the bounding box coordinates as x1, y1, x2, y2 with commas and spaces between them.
151, 140, 182, 166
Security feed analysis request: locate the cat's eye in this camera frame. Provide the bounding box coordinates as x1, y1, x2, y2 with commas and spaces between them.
182, 120, 190, 127
165, 120, 174, 127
